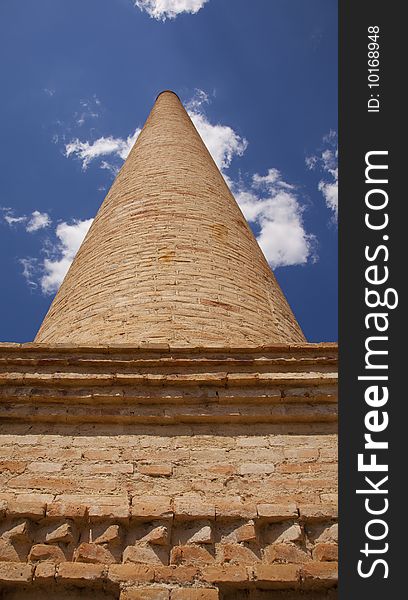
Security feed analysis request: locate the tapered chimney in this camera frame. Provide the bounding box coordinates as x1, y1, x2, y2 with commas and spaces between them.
35, 91, 305, 345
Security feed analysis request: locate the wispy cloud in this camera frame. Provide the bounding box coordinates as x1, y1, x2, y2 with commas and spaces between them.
134, 0, 208, 21
75, 95, 101, 127
65, 128, 140, 170
1, 208, 51, 232
306, 130, 338, 221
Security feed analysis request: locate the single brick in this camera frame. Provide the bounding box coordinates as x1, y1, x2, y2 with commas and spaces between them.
257, 503, 298, 521
254, 564, 300, 586
29, 544, 66, 563
264, 543, 311, 564
312, 543, 338, 562
56, 562, 106, 584
154, 566, 199, 584
170, 545, 214, 567
139, 464, 173, 477
108, 563, 155, 584
300, 561, 338, 587
46, 501, 87, 519
171, 589, 219, 600
0, 562, 34, 584
74, 542, 116, 564
34, 562, 57, 582
132, 496, 173, 519
120, 588, 169, 600
299, 504, 338, 521
174, 497, 215, 520
201, 564, 249, 583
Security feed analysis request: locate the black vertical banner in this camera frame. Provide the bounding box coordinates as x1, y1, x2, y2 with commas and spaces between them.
339, 1, 405, 597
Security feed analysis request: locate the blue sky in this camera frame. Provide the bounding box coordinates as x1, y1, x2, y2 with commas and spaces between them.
0, 0, 337, 343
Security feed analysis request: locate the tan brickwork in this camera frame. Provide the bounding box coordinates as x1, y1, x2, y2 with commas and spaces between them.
0, 91, 337, 597
0, 343, 337, 597
35, 91, 305, 346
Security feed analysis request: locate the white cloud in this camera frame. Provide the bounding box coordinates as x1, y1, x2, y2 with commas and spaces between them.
41, 219, 94, 294
16, 218, 93, 294
134, 0, 208, 21
20, 258, 39, 290
65, 128, 140, 170
4, 214, 26, 225
307, 130, 338, 221
26, 211, 51, 232
230, 169, 316, 269
1, 208, 51, 232
188, 111, 247, 171
184, 88, 248, 171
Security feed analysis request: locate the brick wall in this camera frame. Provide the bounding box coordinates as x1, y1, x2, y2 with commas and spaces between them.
0, 343, 337, 597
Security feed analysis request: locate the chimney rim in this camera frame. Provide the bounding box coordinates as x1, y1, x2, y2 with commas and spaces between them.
155, 89, 181, 101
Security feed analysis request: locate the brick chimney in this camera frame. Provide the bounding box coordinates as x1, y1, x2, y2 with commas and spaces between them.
35, 91, 305, 345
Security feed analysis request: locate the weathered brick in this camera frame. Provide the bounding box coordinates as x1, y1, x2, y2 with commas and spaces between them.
154, 566, 199, 584
224, 522, 256, 543
142, 525, 170, 546
139, 464, 173, 477
123, 543, 169, 566
215, 499, 257, 520
29, 544, 66, 563
171, 589, 219, 600
216, 543, 260, 565
46, 501, 87, 519
201, 564, 249, 583
132, 496, 172, 519
257, 503, 298, 521
0, 460, 27, 473
120, 588, 169, 600
312, 543, 338, 562
108, 563, 155, 584
174, 497, 215, 520
300, 561, 338, 587
56, 562, 106, 584
74, 542, 116, 564
264, 543, 311, 564
27, 461, 63, 473
7, 499, 46, 519
170, 545, 214, 566
239, 463, 275, 475
88, 501, 129, 519
254, 564, 300, 586
34, 561, 57, 582
0, 562, 34, 584
299, 504, 338, 521
284, 448, 319, 462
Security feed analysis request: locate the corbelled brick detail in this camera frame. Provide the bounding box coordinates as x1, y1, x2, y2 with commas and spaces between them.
34, 91, 305, 346
0, 343, 337, 596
